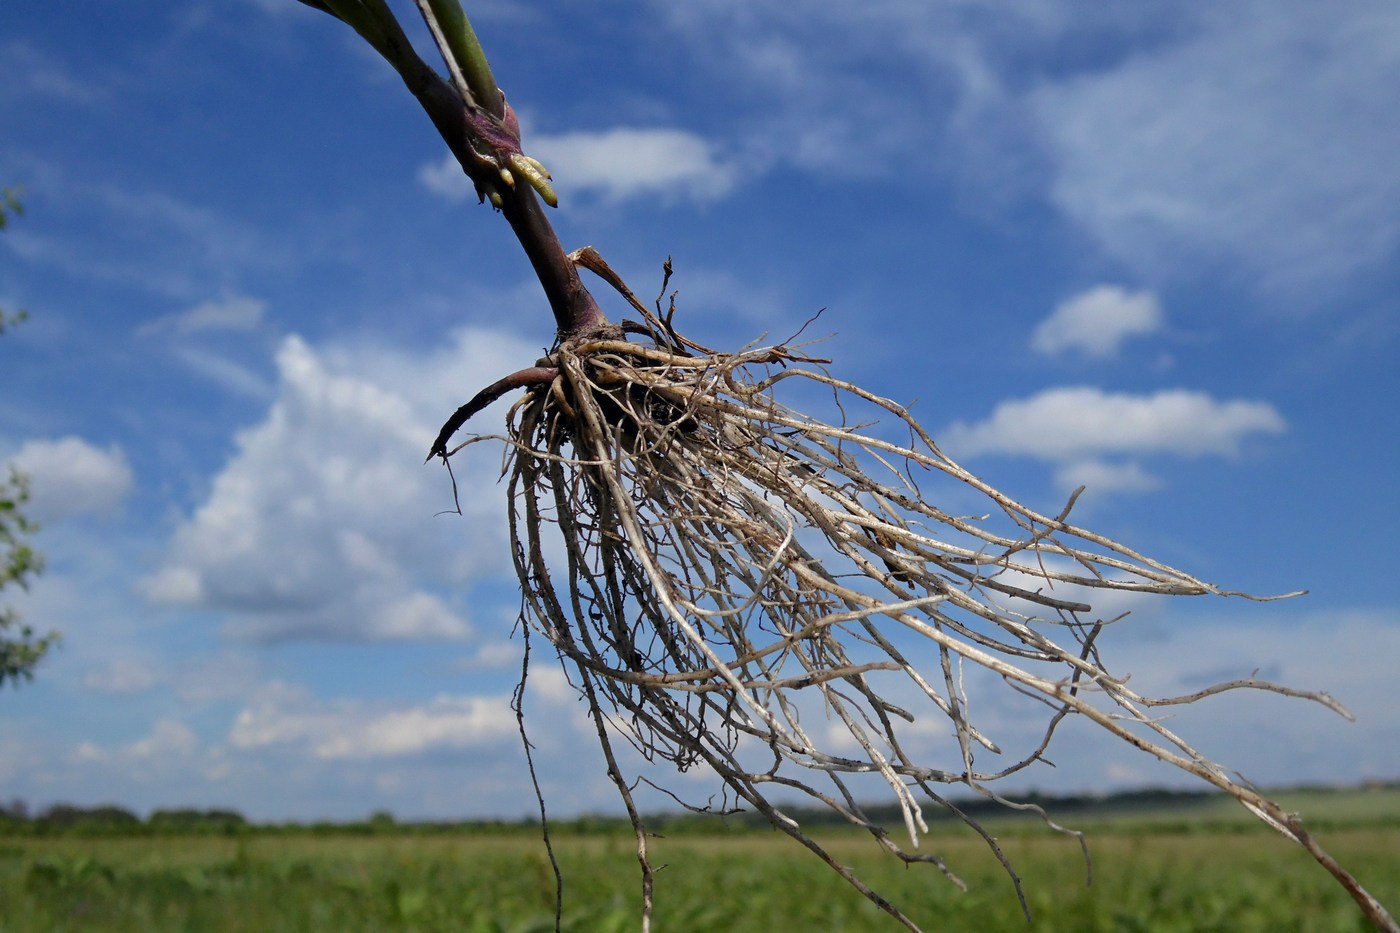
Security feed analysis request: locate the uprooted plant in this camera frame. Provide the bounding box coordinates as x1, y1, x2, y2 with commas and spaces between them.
295, 2, 1396, 931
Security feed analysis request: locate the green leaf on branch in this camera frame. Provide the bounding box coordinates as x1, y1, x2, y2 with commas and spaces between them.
1, 467, 56, 688
1, 187, 57, 687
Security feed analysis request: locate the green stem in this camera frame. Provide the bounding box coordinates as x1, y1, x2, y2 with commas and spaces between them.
423, 0, 503, 117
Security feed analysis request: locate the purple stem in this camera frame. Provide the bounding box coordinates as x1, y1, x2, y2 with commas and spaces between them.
416, 78, 607, 338
427, 364, 559, 461
296, 2, 607, 338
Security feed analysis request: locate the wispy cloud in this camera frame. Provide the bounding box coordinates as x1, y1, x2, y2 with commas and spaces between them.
228, 684, 519, 761
74, 719, 197, 767
0, 169, 276, 302
0, 41, 103, 105
1026, 1, 1400, 298
167, 346, 276, 402
133, 296, 277, 400
140, 295, 266, 335
82, 658, 160, 696
642, 0, 1400, 302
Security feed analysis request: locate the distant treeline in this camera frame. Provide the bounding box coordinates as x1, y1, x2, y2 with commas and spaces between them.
4, 781, 1396, 838
0, 803, 572, 839
1, 804, 251, 837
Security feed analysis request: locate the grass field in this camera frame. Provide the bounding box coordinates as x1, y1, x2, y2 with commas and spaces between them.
3, 818, 1396, 932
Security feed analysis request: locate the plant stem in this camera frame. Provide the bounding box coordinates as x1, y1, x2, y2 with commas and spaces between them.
297, 0, 606, 339
409, 76, 607, 338
422, 0, 503, 117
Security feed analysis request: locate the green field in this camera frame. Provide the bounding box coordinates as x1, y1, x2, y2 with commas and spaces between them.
3, 818, 1396, 932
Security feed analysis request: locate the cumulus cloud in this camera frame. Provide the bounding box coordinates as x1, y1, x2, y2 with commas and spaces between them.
533, 127, 737, 203
420, 127, 737, 205
228, 683, 517, 760
943, 386, 1286, 493
944, 387, 1285, 461
7, 436, 133, 522
141, 328, 537, 642
1032, 286, 1164, 357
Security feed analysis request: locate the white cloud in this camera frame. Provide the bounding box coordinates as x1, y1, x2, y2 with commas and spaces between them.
420, 127, 738, 205
416, 157, 475, 202
1032, 285, 1163, 358
1028, 1, 1400, 296
128, 719, 198, 759
644, 0, 1400, 300
7, 436, 133, 522
534, 127, 737, 204
943, 387, 1286, 462
831, 604, 1400, 799
228, 684, 516, 760
83, 659, 160, 696
17, 604, 1398, 819
1053, 458, 1160, 495
73, 719, 198, 766
1068, 607, 1400, 788
168, 345, 275, 401
132, 295, 277, 401
458, 639, 527, 671
0, 41, 102, 105
0, 165, 276, 302
363, 592, 468, 642
140, 295, 266, 335
141, 328, 538, 642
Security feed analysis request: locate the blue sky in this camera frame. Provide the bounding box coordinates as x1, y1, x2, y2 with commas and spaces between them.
2, 1, 1397, 822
